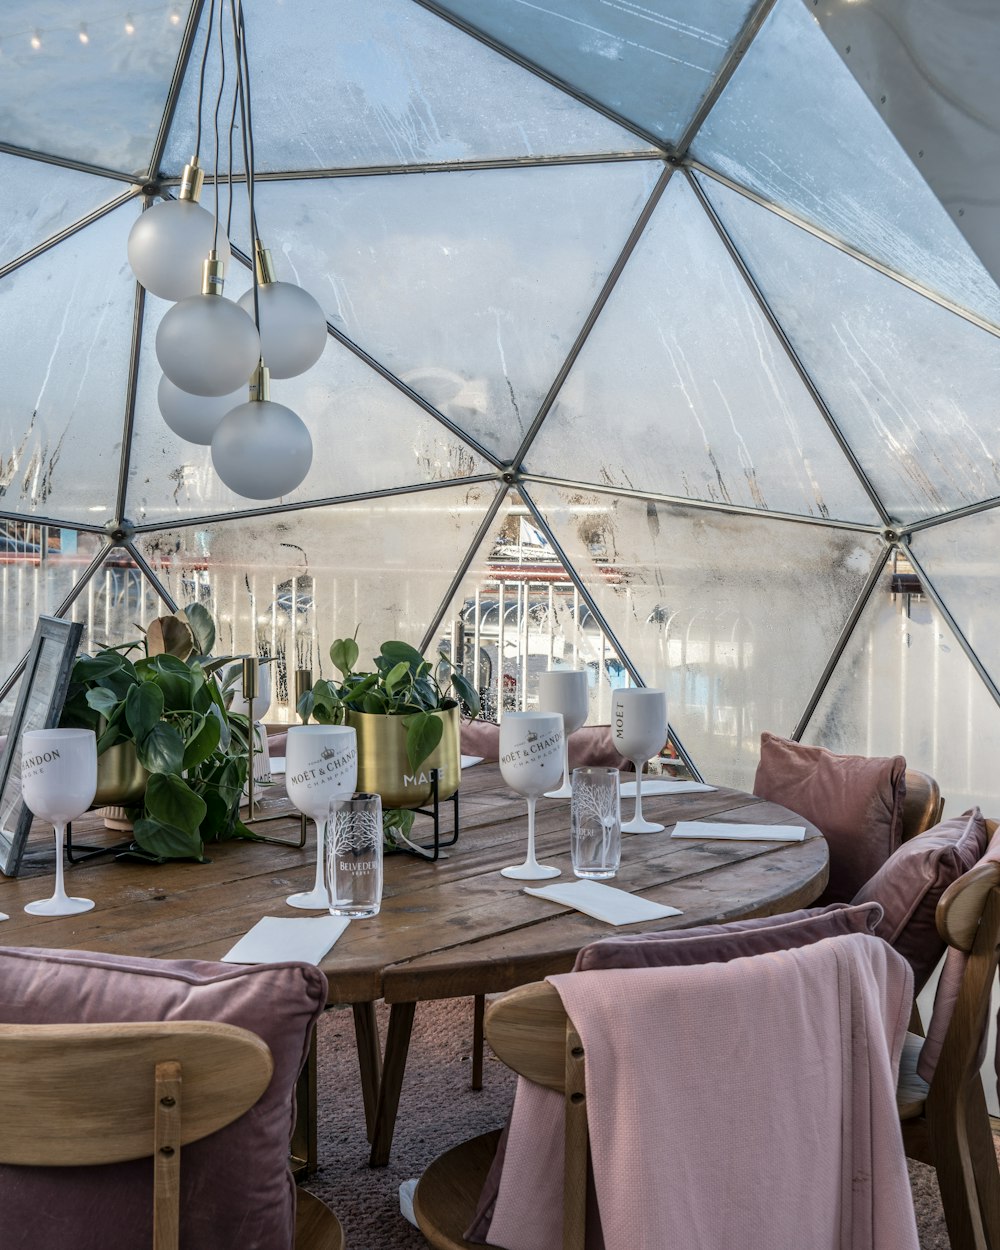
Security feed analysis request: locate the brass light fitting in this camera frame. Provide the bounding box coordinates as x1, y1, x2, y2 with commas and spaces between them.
253, 238, 278, 285
200, 248, 226, 297
178, 155, 205, 203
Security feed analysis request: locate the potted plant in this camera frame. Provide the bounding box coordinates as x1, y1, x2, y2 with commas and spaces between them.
59, 603, 251, 862
297, 636, 479, 825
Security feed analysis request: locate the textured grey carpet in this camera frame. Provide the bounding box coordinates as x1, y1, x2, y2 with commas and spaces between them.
303, 998, 956, 1250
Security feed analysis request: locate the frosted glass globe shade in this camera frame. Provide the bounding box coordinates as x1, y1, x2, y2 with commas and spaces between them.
211, 400, 313, 499
127, 200, 231, 302
156, 295, 260, 397
237, 282, 327, 378
157, 375, 244, 445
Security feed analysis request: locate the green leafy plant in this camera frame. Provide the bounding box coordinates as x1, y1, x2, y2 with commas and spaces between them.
59, 603, 250, 862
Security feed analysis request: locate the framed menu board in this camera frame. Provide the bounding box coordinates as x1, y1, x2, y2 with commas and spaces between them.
0, 616, 83, 876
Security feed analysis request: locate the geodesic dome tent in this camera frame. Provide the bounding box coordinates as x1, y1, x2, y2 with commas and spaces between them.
2, 0, 999, 811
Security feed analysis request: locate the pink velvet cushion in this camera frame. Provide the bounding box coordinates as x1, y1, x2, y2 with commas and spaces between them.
853, 808, 988, 998
0, 948, 327, 1250
460, 719, 633, 771
916, 818, 1000, 1084
753, 731, 906, 904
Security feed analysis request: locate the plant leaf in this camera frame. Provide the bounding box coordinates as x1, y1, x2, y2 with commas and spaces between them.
296, 689, 316, 722
405, 711, 443, 772
125, 682, 164, 740
145, 615, 195, 660
136, 722, 185, 774
380, 640, 424, 669
131, 816, 204, 861
181, 602, 216, 655
182, 711, 221, 771
384, 660, 410, 695
85, 687, 120, 720
450, 670, 480, 716
145, 772, 208, 836
330, 637, 359, 675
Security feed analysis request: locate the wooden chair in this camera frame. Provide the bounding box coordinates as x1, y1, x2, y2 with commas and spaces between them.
897, 823, 1000, 1250
902, 767, 944, 841
0, 1018, 344, 1250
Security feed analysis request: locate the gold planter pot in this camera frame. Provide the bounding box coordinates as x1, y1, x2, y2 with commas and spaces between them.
347, 704, 460, 809
94, 741, 149, 808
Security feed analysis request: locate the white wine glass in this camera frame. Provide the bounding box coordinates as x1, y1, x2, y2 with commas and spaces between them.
284, 724, 358, 909
537, 669, 589, 799
21, 728, 98, 916
612, 688, 669, 834
499, 711, 564, 880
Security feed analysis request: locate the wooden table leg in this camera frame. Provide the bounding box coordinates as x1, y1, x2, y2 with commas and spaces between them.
290, 1028, 318, 1178
369, 1001, 416, 1167
472, 993, 485, 1091
353, 1001, 382, 1143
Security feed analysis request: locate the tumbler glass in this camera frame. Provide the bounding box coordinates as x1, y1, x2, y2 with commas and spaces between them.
570, 767, 621, 879
327, 792, 384, 918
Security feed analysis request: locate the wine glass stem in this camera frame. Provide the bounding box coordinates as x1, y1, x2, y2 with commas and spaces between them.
561, 740, 570, 789
525, 796, 538, 864
52, 823, 69, 904
632, 760, 645, 823
311, 818, 327, 897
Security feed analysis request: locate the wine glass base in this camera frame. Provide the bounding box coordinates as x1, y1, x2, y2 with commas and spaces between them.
24, 895, 95, 916
500, 862, 561, 881
543, 783, 573, 799
622, 818, 664, 834
286, 889, 330, 910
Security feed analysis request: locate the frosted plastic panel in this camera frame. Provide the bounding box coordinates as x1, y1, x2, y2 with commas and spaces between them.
0, 204, 139, 524
434, 491, 630, 724
705, 179, 1000, 524
531, 176, 878, 524
163, 0, 652, 173
0, 156, 131, 271
126, 273, 491, 523
910, 511, 1000, 698
803, 566, 1000, 816
243, 164, 660, 459
0, 2, 187, 173
434, 0, 757, 146
692, 0, 1000, 327
133, 482, 499, 716
527, 483, 884, 790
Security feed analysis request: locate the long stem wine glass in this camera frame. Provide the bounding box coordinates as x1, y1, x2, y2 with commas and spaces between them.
537, 669, 589, 799
499, 711, 564, 880
21, 728, 98, 916
612, 688, 669, 834
284, 724, 358, 909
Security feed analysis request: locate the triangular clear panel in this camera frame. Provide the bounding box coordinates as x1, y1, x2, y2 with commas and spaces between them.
526, 482, 885, 790
0, 155, 132, 272
691, 0, 1000, 327
132, 482, 501, 717
126, 273, 493, 525
432, 0, 758, 147
239, 163, 661, 460
433, 488, 632, 725
0, 203, 140, 526
163, 0, 654, 173
909, 509, 1000, 698
703, 177, 1000, 525
529, 174, 880, 524
801, 562, 1000, 816
0, 2, 188, 174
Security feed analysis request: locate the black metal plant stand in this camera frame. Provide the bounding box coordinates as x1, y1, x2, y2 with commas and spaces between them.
387, 768, 460, 862
65, 819, 133, 864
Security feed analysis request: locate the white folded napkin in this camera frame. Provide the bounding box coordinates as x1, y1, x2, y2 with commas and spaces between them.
269, 755, 286, 775
399, 1179, 419, 1227
0, 912, 8, 922
461, 754, 485, 769
524, 879, 682, 926
619, 779, 716, 797
670, 821, 806, 842
221, 915, 349, 964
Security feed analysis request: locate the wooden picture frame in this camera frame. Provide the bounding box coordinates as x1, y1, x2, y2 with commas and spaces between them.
0, 615, 84, 877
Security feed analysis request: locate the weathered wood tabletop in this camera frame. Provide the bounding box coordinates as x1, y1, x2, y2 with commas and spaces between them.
0, 762, 828, 1166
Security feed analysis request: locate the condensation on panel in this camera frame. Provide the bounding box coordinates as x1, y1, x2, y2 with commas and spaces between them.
432, 489, 633, 726
239, 164, 660, 460
691, 0, 1000, 327
529, 175, 879, 525
909, 509, 1000, 698
0, 203, 139, 525
0, 155, 131, 271
433, 0, 757, 147
163, 0, 653, 174
527, 482, 885, 791
126, 265, 492, 523
704, 177, 1000, 525
0, 1, 186, 173
133, 482, 500, 721
802, 564, 1000, 816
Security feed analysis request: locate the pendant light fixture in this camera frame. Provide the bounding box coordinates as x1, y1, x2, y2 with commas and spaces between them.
212, 363, 313, 499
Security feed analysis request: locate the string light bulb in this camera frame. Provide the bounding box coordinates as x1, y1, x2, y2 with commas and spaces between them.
78, 24, 89, 44
169, 8, 181, 25
124, 16, 135, 35
30, 30, 41, 50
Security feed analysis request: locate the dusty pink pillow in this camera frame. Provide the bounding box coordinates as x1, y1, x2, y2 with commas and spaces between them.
853, 808, 988, 997
753, 731, 906, 904
460, 719, 633, 771
0, 948, 327, 1250
915, 818, 1000, 1084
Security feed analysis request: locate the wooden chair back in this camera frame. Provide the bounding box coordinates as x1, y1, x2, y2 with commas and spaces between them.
485, 981, 585, 1250
0, 1019, 273, 1250
901, 768, 944, 841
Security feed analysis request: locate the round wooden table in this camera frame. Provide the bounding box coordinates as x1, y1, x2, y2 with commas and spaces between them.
0, 762, 827, 1168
